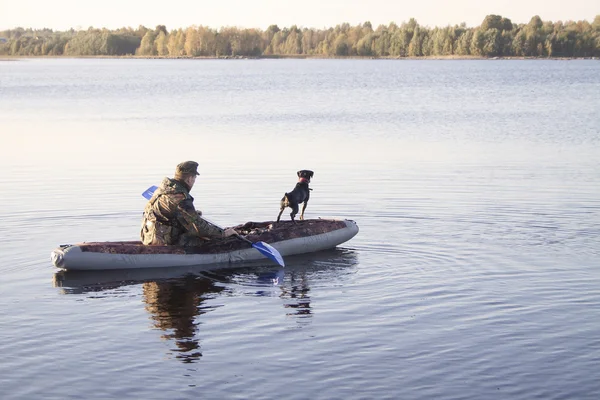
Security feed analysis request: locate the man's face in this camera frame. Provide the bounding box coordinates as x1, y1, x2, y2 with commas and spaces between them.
186, 175, 197, 189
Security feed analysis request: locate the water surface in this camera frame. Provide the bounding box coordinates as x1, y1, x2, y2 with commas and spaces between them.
1, 58, 599, 399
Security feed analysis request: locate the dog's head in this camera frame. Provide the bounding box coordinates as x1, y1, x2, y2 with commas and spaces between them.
297, 170, 314, 183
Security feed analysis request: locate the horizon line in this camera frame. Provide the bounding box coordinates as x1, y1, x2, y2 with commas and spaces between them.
2, 14, 599, 33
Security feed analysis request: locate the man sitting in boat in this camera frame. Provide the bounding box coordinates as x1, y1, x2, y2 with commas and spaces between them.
141, 161, 236, 246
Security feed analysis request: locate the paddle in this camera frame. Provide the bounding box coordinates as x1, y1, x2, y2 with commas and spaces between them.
142, 185, 285, 267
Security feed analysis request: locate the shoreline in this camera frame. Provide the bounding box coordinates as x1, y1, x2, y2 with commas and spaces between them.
1, 55, 598, 61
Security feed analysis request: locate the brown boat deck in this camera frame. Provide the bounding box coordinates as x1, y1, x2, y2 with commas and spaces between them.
66, 219, 348, 255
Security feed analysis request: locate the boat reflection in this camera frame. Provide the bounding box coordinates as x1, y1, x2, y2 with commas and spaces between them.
53, 248, 358, 362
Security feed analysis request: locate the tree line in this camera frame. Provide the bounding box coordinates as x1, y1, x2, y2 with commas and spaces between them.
1, 14, 599, 58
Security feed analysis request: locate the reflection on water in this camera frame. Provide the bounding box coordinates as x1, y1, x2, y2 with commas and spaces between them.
143, 276, 224, 363
245, 268, 313, 320
281, 270, 312, 319
53, 248, 358, 362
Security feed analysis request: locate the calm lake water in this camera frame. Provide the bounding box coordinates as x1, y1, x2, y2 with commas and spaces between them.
1, 58, 600, 399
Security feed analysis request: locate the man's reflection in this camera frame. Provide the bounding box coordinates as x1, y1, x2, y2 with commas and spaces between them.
142, 275, 224, 363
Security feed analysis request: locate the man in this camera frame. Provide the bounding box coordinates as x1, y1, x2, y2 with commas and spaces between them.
141, 161, 236, 246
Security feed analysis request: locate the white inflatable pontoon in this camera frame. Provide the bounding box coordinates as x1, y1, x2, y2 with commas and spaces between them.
51, 218, 359, 271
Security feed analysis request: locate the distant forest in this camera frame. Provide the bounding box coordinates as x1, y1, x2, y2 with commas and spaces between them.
1, 14, 599, 58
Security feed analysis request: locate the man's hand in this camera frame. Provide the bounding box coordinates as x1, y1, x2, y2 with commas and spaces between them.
223, 227, 237, 237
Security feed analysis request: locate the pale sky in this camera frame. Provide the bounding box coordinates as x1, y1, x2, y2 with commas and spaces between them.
1, 0, 598, 31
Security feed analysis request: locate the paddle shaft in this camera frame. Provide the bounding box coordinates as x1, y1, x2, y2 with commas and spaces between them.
204, 217, 285, 267
234, 233, 253, 245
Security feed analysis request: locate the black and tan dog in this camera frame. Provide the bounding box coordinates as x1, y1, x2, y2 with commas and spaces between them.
276, 170, 314, 223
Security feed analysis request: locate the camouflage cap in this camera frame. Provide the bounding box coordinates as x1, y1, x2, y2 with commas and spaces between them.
175, 161, 200, 177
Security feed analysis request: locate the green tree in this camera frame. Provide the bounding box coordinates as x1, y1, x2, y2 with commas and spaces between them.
184, 27, 200, 56
155, 31, 168, 56
333, 34, 349, 56
482, 28, 501, 56
301, 28, 317, 54
593, 15, 600, 31
263, 25, 280, 54
373, 30, 391, 56
214, 30, 231, 57
355, 33, 374, 56
481, 15, 513, 32
500, 30, 514, 56
408, 26, 423, 56
137, 30, 156, 55
512, 29, 527, 56
455, 30, 473, 55
197, 26, 217, 56
389, 24, 412, 57
269, 31, 285, 54
154, 25, 167, 36
470, 29, 485, 55
284, 26, 302, 54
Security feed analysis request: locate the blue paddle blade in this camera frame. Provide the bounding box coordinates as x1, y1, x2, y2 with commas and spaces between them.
142, 185, 158, 200
252, 241, 285, 267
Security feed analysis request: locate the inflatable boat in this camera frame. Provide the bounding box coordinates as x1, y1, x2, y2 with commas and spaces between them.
51, 218, 359, 271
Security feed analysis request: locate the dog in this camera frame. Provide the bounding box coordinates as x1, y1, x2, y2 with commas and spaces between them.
276, 170, 314, 223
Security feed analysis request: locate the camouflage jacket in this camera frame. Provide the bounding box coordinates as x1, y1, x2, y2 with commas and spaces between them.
141, 177, 225, 246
